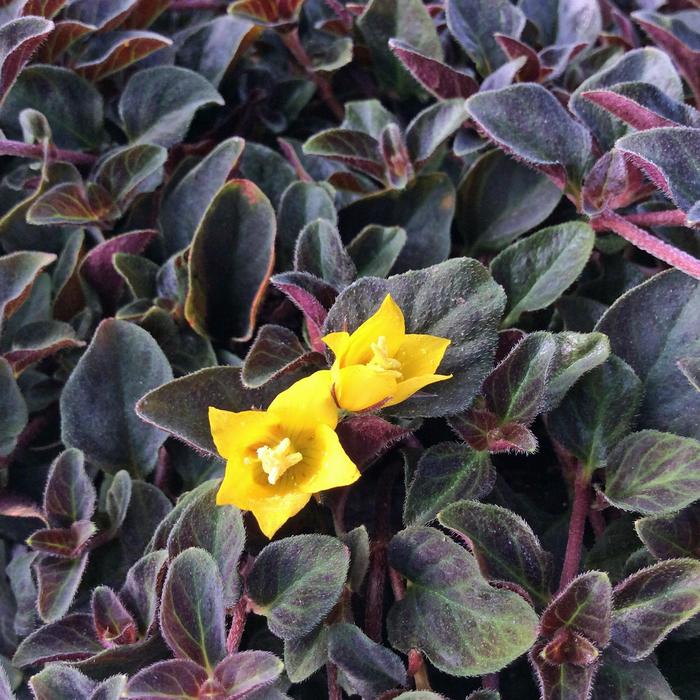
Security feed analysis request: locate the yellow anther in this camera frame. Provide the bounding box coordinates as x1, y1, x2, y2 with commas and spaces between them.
368, 336, 403, 379
255, 437, 303, 485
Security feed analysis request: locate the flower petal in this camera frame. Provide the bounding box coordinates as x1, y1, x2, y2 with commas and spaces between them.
268, 370, 338, 432
395, 334, 451, 379
384, 373, 452, 407
333, 364, 398, 412
293, 424, 361, 493
343, 294, 405, 366
216, 457, 310, 538
208, 407, 279, 460
322, 331, 350, 363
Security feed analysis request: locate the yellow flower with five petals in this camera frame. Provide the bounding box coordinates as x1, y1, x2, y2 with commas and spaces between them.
210, 371, 360, 538
323, 294, 452, 412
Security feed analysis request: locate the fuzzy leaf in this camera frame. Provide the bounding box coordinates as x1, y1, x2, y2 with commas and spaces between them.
0, 16, 54, 104
336, 415, 414, 471
0, 357, 26, 456
592, 652, 679, 700
119, 66, 223, 147
404, 444, 495, 527
5, 319, 84, 374
446, 0, 525, 76
214, 650, 284, 697
457, 149, 562, 253
449, 409, 538, 454
30, 664, 97, 700
94, 145, 167, 204
387, 527, 539, 676
119, 550, 167, 635
439, 500, 553, 607
159, 137, 244, 255
92, 586, 138, 647
34, 553, 89, 622
483, 333, 557, 425
347, 225, 406, 278
405, 99, 467, 167
596, 269, 700, 440
159, 548, 226, 671
636, 504, 700, 560
678, 357, 700, 392
248, 535, 349, 641
294, 219, 356, 289
338, 174, 454, 273
284, 625, 329, 683
13, 613, 103, 667
37, 20, 93, 63
28, 521, 96, 558
302, 130, 384, 181
611, 558, 700, 660
328, 623, 407, 698
185, 179, 275, 342
548, 356, 642, 472
530, 650, 596, 700
467, 84, 592, 188
126, 658, 207, 699
324, 257, 506, 417
604, 430, 700, 515
61, 318, 172, 476
167, 482, 245, 608
27, 181, 119, 226
490, 222, 595, 327
0, 250, 55, 322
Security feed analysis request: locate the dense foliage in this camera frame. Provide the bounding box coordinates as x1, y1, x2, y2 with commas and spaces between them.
0, 0, 700, 698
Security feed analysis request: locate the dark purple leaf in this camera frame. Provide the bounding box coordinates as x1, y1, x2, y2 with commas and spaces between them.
347, 224, 406, 278
0, 250, 55, 322
185, 179, 275, 342
439, 500, 553, 607
36, 20, 93, 63
27, 182, 119, 226
28, 520, 96, 558
678, 356, 700, 392
449, 408, 538, 454
29, 664, 97, 700
530, 645, 597, 700
34, 552, 89, 622
405, 99, 467, 167
302, 129, 385, 180
89, 675, 127, 700
214, 650, 284, 698
80, 229, 157, 310
64, 0, 138, 31
94, 144, 167, 204
22, 0, 67, 18
494, 34, 540, 82
294, 219, 356, 289
404, 444, 495, 527
611, 558, 700, 660
0, 357, 27, 456
159, 548, 226, 670
121, 0, 172, 28
119, 549, 168, 636
13, 613, 102, 667
105, 470, 132, 535
336, 415, 413, 471
248, 535, 349, 641
5, 319, 84, 373
592, 652, 679, 700
92, 586, 139, 647
74, 633, 170, 680
43, 448, 96, 528
126, 658, 207, 700
636, 503, 700, 561
228, 0, 304, 25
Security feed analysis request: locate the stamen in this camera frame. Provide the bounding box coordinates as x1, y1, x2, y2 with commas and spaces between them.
255, 437, 303, 485
368, 336, 402, 379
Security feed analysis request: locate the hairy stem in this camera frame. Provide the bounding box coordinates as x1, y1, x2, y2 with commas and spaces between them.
280, 28, 345, 121
0, 139, 96, 166
592, 211, 700, 280
226, 595, 249, 653
622, 209, 689, 228
559, 469, 591, 590
327, 662, 342, 700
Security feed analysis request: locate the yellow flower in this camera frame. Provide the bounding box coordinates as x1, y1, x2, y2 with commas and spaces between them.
209, 371, 360, 538
323, 294, 452, 412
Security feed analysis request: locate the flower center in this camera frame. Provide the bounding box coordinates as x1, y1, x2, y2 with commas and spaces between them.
368, 336, 403, 379
250, 437, 303, 485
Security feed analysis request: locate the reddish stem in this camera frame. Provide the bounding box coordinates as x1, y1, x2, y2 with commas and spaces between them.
280, 28, 345, 121
622, 210, 689, 228
592, 211, 700, 280
0, 139, 96, 166
559, 469, 591, 591
327, 662, 342, 700
226, 596, 249, 653
324, 0, 354, 28
588, 508, 606, 541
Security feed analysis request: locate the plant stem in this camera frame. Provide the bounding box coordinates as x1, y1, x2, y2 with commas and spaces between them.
280, 28, 345, 121
588, 508, 606, 540
482, 673, 500, 691
327, 662, 342, 700
592, 211, 700, 280
559, 469, 591, 590
622, 210, 688, 228
226, 595, 248, 653
407, 649, 431, 691
0, 139, 96, 166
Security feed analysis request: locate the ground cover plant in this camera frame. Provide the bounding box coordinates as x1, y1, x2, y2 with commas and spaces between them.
0, 0, 700, 698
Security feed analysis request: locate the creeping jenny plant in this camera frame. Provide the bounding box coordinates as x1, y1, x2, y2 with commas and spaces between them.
1, 0, 700, 699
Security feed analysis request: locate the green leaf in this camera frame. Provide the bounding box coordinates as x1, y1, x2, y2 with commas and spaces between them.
467, 84, 592, 188
636, 503, 700, 560
491, 222, 595, 326
0, 357, 26, 456
404, 443, 495, 526
119, 66, 223, 147
357, 0, 442, 97
387, 527, 538, 676
159, 137, 244, 256
294, 219, 356, 289
611, 558, 700, 660
159, 548, 226, 672
167, 481, 245, 608
347, 225, 406, 278
604, 430, 700, 515
596, 269, 700, 440
457, 149, 562, 253
277, 181, 337, 271
248, 535, 349, 641
185, 179, 275, 342
324, 257, 506, 417
548, 356, 642, 472
60, 319, 173, 476
0, 65, 103, 149
338, 173, 454, 273
446, 0, 525, 76
439, 501, 553, 607
483, 332, 557, 425
328, 623, 406, 699
94, 144, 167, 204
237, 142, 295, 208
